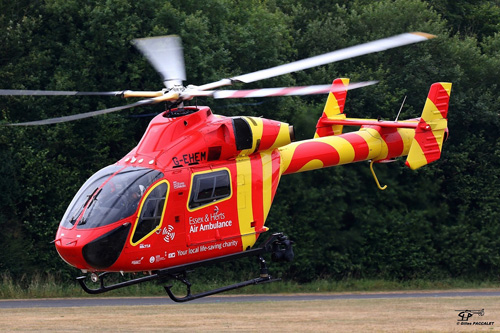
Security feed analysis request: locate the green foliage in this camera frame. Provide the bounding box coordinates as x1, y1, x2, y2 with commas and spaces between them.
429, 0, 500, 40
1, 0, 500, 286
1, 272, 498, 299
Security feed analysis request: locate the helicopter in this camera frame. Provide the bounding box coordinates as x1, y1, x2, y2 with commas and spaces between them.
0, 32, 451, 302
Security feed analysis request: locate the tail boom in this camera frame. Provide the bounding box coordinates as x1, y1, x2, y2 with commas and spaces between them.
279, 81, 451, 176
279, 126, 416, 175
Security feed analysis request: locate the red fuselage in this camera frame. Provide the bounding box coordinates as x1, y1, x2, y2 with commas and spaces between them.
55, 107, 290, 272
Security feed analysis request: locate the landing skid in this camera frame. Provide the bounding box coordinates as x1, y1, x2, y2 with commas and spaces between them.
164, 256, 280, 302
77, 233, 293, 302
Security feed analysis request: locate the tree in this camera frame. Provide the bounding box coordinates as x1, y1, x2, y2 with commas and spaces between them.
1, 0, 500, 283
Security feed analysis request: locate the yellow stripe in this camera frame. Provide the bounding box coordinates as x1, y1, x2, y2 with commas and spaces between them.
442, 82, 452, 96
421, 98, 439, 122
292, 136, 355, 172
235, 156, 256, 250
248, 116, 264, 147
331, 136, 355, 164
261, 152, 273, 221
406, 140, 426, 170
397, 128, 415, 156
360, 128, 387, 161
239, 117, 263, 156
315, 78, 349, 138
298, 159, 324, 172
323, 90, 341, 118
280, 128, 385, 173
278, 143, 295, 174
422, 83, 451, 122
323, 78, 349, 118
270, 122, 292, 148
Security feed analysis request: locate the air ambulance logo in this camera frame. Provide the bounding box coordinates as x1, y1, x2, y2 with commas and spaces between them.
162, 225, 175, 242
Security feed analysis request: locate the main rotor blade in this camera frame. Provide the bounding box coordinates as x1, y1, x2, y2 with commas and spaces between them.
0, 89, 123, 96
132, 35, 186, 88
233, 32, 434, 83
211, 81, 378, 99
0, 89, 168, 98
3, 91, 180, 126
197, 32, 435, 91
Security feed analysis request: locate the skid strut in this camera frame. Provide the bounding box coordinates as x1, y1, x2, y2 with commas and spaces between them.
77, 233, 293, 302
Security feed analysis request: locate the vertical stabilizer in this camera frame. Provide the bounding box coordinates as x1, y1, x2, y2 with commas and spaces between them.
405, 82, 451, 170
314, 78, 349, 138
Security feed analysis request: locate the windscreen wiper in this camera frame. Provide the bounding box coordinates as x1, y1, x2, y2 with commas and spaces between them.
69, 187, 99, 225
79, 188, 103, 226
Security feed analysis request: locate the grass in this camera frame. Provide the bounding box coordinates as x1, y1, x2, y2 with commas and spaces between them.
1, 272, 499, 299
2, 297, 500, 331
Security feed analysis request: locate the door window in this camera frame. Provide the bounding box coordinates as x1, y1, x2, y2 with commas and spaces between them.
132, 181, 169, 244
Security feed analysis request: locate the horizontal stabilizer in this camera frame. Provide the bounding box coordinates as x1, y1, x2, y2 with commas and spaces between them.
318, 118, 419, 129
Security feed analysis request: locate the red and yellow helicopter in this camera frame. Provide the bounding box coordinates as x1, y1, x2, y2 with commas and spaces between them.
1, 33, 451, 302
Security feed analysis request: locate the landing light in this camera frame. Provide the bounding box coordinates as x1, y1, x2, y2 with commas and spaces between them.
91, 272, 99, 283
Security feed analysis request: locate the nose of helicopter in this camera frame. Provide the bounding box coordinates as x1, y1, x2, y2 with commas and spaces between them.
55, 223, 131, 270
54, 233, 90, 269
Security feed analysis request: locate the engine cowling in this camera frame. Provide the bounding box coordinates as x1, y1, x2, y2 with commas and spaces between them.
233, 116, 294, 157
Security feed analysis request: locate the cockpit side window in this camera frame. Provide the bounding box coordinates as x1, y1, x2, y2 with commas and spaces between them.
132, 181, 169, 244
188, 169, 231, 209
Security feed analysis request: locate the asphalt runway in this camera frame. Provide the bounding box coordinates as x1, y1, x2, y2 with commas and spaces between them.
1, 291, 500, 308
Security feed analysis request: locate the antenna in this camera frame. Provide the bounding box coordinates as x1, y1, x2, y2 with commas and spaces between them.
395, 95, 407, 122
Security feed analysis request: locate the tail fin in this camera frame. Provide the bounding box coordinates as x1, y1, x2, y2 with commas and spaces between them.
314, 78, 349, 138
405, 82, 451, 170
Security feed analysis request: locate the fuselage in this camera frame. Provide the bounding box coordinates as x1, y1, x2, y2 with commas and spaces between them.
55, 107, 287, 272
54, 106, 421, 273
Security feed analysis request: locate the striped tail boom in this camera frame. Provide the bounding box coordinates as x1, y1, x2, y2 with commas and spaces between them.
278, 81, 451, 179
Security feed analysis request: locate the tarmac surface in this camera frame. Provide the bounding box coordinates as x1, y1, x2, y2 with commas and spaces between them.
1, 291, 500, 308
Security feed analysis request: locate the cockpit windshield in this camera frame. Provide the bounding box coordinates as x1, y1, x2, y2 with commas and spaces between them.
60, 165, 163, 229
